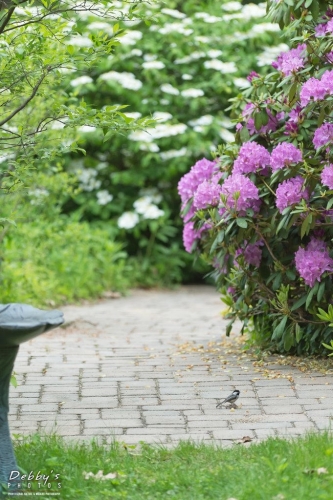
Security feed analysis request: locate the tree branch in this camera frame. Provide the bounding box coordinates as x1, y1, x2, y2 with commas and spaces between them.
0, 5, 15, 34
0, 70, 49, 126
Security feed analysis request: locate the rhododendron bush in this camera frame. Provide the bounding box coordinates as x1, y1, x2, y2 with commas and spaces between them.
179, 0, 333, 354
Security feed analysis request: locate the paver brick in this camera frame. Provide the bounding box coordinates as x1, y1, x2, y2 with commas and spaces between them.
11, 286, 333, 446
84, 419, 142, 428
212, 429, 256, 440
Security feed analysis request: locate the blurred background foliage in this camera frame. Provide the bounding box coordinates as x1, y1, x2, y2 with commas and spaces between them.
0, 0, 286, 304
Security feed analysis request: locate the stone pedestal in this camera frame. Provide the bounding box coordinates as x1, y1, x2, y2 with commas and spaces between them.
0, 304, 63, 497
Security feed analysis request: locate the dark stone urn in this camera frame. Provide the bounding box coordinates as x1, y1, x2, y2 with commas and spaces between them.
0, 304, 64, 496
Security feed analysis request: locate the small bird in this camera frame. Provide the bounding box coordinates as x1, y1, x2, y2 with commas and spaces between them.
216, 389, 240, 408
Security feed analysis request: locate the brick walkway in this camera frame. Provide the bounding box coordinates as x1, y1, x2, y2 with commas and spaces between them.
9, 286, 333, 446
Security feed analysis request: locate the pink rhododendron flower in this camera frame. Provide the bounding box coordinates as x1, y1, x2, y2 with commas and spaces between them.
220, 173, 260, 213
315, 23, 328, 36
300, 70, 333, 106
300, 77, 327, 106
183, 221, 210, 253
295, 238, 333, 287
321, 164, 333, 189
235, 240, 264, 267
270, 143, 302, 171
313, 123, 333, 149
233, 142, 270, 175
247, 71, 260, 82
193, 174, 222, 209
275, 176, 309, 213
178, 158, 216, 204
272, 44, 306, 75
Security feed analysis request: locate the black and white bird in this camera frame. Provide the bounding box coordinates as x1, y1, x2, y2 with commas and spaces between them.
216, 389, 240, 408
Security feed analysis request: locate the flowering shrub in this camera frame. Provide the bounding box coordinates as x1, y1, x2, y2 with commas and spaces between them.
179, 0, 333, 354
58, 0, 282, 285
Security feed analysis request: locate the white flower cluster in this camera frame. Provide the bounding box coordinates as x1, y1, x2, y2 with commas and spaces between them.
129, 123, 187, 143
66, 36, 93, 47
153, 112, 173, 122
246, 23, 280, 38
194, 12, 222, 23
181, 88, 204, 98
142, 60, 165, 70
157, 21, 193, 36
174, 52, 205, 64
161, 8, 186, 19
96, 190, 113, 205
87, 21, 113, 34
203, 60, 237, 73
139, 143, 160, 152
120, 30, 143, 45
118, 192, 164, 229
188, 115, 214, 127
117, 212, 139, 229
70, 75, 93, 87
233, 77, 251, 88
77, 168, 101, 191
78, 126, 96, 133
159, 147, 188, 160
124, 112, 142, 120
221, 1, 242, 11
242, 3, 267, 18
99, 71, 142, 90
160, 83, 179, 95
29, 188, 49, 205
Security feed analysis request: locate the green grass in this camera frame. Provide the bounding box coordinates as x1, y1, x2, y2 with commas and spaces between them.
5, 432, 333, 499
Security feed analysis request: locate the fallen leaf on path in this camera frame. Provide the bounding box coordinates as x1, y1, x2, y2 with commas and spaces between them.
83, 470, 118, 480
101, 291, 121, 299
236, 436, 253, 444
303, 467, 328, 475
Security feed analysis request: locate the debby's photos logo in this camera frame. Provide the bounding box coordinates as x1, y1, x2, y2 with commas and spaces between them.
7, 470, 62, 496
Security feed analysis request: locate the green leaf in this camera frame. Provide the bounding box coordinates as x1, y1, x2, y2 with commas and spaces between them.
272, 316, 288, 341
306, 283, 319, 311
291, 295, 307, 311
254, 112, 262, 130
318, 106, 326, 127
322, 342, 333, 351
295, 324, 303, 343
272, 273, 282, 291
301, 213, 312, 239
288, 81, 298, 103
286, 269, 296, 281
226, 321, 233, 337
283, 330, 294, 351
317, 281, 326, 302
240, 126, 250, 143
310, 0, 319, 20
209, 231, 225, 254
259, 110, 269, 126
236, 218, 248, 228
103, 130, 115, 142
317, 308, 329, 320
276, 214, 290, 235
10, 374, 18, 388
